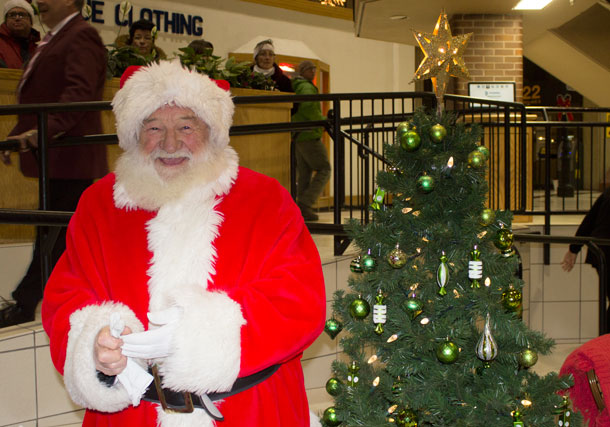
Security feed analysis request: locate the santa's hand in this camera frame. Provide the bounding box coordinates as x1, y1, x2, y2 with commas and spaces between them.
120, 307, 182, 359
95, 325, 132, 376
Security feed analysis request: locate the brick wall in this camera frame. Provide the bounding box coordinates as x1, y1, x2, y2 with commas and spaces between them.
450, 14, 523, 103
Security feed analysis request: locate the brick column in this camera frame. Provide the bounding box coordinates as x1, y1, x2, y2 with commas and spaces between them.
450, 14, 523, 103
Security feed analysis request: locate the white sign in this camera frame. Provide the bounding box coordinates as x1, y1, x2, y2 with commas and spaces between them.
468, 82, 515, 104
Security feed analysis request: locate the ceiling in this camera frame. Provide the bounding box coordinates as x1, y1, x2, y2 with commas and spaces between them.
354, 0, 604, 45
353, 0, 610, 105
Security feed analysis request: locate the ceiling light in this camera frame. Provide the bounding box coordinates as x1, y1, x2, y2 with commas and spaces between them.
390, 15, 408, 20
512, 0, 553, 9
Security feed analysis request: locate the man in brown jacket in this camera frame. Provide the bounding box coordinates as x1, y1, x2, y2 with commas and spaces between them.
0, 0, 108, 327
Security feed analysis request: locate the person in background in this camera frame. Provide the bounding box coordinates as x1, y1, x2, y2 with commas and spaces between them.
0, 0, 107, 328
0, 0, 39, 68
561, 187, 610, 328
41, 61, 325, 426
187, 38, 213, 56
252, 38, 292, 92
115, 19, 166, 60
291, 60, 330, 221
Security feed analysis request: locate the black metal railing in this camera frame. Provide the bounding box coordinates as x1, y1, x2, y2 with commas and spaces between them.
0, 95, 608, 293
521, 106, 610, 222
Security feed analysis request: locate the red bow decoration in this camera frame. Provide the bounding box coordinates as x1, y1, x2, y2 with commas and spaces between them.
556, 93, 574, 121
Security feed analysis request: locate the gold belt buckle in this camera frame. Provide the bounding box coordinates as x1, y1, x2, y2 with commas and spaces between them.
587, 369, 606, 411
151, 364, 194, 414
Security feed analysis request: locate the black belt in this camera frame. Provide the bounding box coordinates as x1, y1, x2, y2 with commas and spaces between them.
142, 363, 280, 421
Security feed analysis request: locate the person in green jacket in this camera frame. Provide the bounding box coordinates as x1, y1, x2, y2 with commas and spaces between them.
291, 60, 331, 221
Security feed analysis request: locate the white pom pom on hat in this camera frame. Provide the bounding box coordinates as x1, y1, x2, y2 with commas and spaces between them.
111, 60, 234, 152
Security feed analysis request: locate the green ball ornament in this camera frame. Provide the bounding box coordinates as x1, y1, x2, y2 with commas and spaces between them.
324, 318, 343, 339
322, 406, 341, 427
476, 144, 490, 160
494, 228, 515, 257
396, 121, 415, 139
350, 296, 370, 320
362, 252, 377, 272
502, 287, 522, 313
519, 348, 539, 368
468, 150, 485, 169
400, 130, 422, 152
436, 340, 459, 364
430, 123, 447, 143
480, 208, 495, 226
416, 174, 435, 193
350, 256, 363, 273
388, 245, 407, 269
403, 296, 423, 320
396, 408, 418, 427
325, 377, 342, 396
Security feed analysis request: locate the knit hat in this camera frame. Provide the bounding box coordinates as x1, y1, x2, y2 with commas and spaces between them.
4, 0, 34, 21
253, 39, 274, 61
112, 60, 234, 152
297, 60, 316, 76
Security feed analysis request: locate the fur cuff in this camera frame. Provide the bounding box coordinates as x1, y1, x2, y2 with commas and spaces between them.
64, 302, 145, 412
158, 289, 245, 394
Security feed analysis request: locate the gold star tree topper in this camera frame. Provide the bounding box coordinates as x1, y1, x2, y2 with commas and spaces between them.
413, 10, 472, 105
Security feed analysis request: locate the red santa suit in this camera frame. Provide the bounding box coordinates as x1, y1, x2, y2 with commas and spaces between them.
41, 61, 326, 426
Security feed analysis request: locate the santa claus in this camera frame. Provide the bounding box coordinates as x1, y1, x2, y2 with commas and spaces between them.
41, 60, 326, 426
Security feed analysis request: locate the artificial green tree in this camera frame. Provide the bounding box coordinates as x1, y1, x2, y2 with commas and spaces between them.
321, 12, 580, 427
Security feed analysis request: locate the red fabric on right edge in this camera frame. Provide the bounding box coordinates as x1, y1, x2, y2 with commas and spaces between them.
560, 334, 610, 426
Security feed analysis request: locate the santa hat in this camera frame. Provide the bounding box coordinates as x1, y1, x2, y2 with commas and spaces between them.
4, 0, 34, 21
111, 61, 234, 152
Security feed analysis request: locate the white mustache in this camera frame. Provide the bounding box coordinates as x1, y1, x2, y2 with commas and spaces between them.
152, 150, 193, 161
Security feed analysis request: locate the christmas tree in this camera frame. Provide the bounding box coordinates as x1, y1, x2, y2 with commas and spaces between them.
321, 11, 580, 427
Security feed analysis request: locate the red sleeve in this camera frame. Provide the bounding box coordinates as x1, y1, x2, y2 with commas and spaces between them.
213, 170, 326, 376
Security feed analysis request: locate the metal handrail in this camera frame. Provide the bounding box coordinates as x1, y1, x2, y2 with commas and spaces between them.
0, 97, 603, 256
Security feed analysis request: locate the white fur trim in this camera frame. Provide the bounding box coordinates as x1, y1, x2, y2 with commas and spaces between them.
158, 289, 245, 393
144, 176, 245, 395
63, 302, 145, 412
145, 185, 223, 300
111, 60, 234, 152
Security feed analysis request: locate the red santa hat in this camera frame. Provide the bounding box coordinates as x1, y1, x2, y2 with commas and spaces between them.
112, 61, 234, 152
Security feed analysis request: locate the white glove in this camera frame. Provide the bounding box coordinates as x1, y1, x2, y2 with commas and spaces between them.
109, 313, 153, 406
120, 307, 182, 359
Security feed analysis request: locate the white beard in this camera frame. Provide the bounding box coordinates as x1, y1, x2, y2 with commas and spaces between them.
114, 145, 230, 211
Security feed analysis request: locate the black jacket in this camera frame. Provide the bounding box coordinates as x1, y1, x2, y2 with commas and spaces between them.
569, 187, 610, 269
